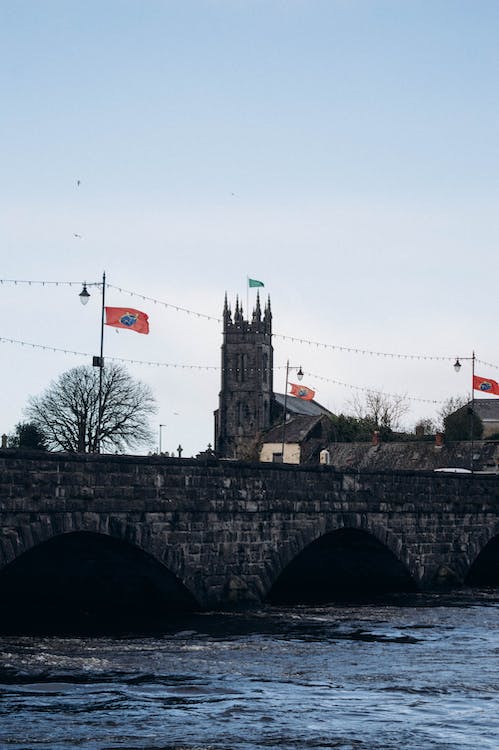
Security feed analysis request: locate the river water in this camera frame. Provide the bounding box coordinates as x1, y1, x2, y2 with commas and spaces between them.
1, 592, 498, 750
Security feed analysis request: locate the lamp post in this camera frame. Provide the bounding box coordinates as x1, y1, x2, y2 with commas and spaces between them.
79, 272, 106, 453
159, 423, 167, 454
453, 351, 476, 471
280, 360, 303, 463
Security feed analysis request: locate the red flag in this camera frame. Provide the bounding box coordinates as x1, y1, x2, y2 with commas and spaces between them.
289, 382, 315, 401
105, 307, 149, 334
473, 375, 499, 396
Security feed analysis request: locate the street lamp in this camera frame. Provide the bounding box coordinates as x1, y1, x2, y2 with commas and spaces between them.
453, 351, 476, 470
280, 360, 303, 463
79, 272, 106, 453
79, 283, 90, 305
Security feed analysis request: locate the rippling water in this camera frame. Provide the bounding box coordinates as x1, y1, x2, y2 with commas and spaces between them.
1, 593, 499, 750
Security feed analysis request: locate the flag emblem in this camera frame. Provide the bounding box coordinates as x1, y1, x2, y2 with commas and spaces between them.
105, 307, 150, 334
120, 312, 139, 328
289, 383, 315, 401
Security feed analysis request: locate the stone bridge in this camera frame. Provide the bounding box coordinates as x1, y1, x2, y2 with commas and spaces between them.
1, 450, 499, 627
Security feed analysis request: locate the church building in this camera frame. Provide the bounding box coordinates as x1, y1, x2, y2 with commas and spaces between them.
214, 293, 273, 460
214, 294, 332, 462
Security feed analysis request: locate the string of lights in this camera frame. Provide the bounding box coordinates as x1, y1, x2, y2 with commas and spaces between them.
274, 333, 455, 363
0, 336, 218, 370
475, 358, 499, 371
272, 366, 444, 404
106, 283, 222, 323
0, 278, 221, 323
2, 335, 446, 404
1, 277, 498, 369
304, 371, 442, 405
0, 278, 101, 288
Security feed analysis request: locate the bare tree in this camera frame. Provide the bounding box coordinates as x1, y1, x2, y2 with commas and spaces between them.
26, 363, 157, 453
350, 390, 409, 432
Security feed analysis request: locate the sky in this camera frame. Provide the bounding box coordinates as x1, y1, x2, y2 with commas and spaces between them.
1, 0, 498, 456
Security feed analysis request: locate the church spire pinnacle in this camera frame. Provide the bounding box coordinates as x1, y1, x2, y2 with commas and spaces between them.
264, 295, 272, 333
252, 291, 262, 323
234, 295, 243, 324
223, 292, 232, 327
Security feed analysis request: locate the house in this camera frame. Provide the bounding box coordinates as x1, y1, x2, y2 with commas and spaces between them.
445, 398, 499, 439
260, 412, 332, 464
467, 399, 499, 438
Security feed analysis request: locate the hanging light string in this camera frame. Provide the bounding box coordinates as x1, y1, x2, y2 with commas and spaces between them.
300, 371, 441, 405
2, 335, 445, 404
0, 278, 102, 288
0, 336, 218, 370
0, 278, 221, 323
105, 283, 222, 323
1, 277, 498, 368
273, 365, 443, 405
274, 332, 455, 363
475, 358, 499, 371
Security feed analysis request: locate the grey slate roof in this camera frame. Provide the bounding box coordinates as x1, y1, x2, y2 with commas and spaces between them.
263, 414, 323, 444
273, 393, 332, 417
471, 399, 499, 421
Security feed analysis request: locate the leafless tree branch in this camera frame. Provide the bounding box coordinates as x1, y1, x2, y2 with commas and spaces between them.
26, 363, 157, 453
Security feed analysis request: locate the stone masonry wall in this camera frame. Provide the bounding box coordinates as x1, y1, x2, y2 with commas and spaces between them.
1, 449, 499, 607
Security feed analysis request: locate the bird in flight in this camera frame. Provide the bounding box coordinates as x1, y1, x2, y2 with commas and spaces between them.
76, 179, 81, 187
73, 233, 83, 239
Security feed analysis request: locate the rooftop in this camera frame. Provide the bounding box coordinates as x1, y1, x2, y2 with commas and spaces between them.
273, 393, 333, 418
471, 398, 499, 421
263, 414, 324, 444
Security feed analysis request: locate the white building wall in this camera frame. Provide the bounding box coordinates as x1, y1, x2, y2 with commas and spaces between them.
260, 442, 301, 464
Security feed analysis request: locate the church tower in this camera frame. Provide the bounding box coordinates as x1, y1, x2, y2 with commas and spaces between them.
214, 293, 273, 459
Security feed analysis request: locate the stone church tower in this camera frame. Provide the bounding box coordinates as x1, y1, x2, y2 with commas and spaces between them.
214, 293, 273, 459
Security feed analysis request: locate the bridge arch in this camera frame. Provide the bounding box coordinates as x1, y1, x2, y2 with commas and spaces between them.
0, 521, 201, 633
263, 515, 418, 604
465, 522, 499, 586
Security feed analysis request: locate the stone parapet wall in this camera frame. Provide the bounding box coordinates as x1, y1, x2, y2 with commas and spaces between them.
1, 449, 499, 606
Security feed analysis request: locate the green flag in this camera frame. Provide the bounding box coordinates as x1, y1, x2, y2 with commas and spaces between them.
248, 278, 264, 288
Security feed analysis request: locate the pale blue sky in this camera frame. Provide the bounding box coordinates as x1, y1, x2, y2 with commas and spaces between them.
1, 1, 498, 454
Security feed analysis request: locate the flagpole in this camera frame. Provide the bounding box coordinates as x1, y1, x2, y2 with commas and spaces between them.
280, 359, 290, 462
97, 271, 106, 453
280, 362, 304, 463
470, 350, 475, 472
246, 276, 249, 320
